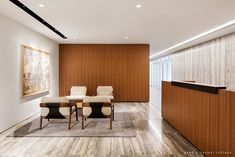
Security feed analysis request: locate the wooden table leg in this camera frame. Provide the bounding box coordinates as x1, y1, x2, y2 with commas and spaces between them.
68, 107, 72, 129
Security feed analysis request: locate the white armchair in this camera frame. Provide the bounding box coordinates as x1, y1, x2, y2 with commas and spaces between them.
66, 86, 87, 108
96, 86, 114, 100
40, 97, 78, 129
82, 96, 113, 129
96, 86, 114, 120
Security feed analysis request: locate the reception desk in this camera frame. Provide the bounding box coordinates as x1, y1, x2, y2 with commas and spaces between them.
162, 81, 235, 157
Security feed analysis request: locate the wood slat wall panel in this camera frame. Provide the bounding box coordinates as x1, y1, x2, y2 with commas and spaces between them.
201, 92, 210, 152
162, 81, 235, 157
59, 44, 149, 101
230, 91, 235, 157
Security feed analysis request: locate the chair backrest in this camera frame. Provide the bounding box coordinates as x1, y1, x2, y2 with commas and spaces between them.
70, 86, 87, 96
41, 97, 69, 103
97, 86, 113, 96
83, 96, 111, 103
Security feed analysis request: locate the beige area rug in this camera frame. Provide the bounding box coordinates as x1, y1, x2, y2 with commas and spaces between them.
8, 106, 136, 137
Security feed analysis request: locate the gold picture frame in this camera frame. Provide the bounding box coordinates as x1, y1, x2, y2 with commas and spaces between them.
21, 45, 50, 97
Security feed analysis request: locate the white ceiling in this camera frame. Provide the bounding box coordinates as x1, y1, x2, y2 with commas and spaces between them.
0, 0, 235, 56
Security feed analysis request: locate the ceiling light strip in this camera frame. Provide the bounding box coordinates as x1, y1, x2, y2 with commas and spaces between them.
9, 0, 67, 39
150, 19, 235, 59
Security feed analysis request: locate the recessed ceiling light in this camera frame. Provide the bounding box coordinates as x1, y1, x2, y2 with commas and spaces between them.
38, 4, 44, 8
124, 36, 129, 39
136, 4, 142, 8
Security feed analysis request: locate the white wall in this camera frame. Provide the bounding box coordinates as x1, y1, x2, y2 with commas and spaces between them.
0, 13, 59, 132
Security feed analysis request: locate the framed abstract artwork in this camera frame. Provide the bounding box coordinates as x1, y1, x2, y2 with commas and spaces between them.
21, 45, 50, 97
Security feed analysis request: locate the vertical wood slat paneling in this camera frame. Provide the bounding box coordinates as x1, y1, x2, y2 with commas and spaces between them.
230, 91, 235, 157
59, 45, 83, 95
162, 81, 235, 157
59, 44, 149, 102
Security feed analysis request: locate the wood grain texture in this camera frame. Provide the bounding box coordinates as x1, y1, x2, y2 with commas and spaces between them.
0, 103, 204, 157
162, 81, 235, 157
230, 91, 235, 157
59, 44, 149, 102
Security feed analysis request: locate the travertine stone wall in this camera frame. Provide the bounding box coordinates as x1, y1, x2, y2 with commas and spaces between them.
172, 32, 235, 89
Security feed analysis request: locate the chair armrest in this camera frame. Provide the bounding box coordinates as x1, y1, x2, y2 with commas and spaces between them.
40, 103, 71, 107
82, 102, 111, 107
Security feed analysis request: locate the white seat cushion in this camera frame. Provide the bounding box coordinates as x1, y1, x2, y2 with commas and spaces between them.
70, 86, 87, 96
95, 95, 113, 100
41, 97, 69, 103
83, 96, 111, 103
66, 95, 86, 101
97, 86, 113, 96
101, 107, 112, 116
83, 107, 92, 117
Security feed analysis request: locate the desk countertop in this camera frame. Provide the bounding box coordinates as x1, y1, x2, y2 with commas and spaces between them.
171, 80, 226, 94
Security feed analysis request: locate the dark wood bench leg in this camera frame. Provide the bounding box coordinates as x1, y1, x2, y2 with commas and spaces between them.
40, 116, 43, 129
68, 107, 72, 129
76, 106, 78, 121
82, 115, 84, 129
110, 115, 112, 130
112, 106, 114, 121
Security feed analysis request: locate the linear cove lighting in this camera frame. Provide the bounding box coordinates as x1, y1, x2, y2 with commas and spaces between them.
150, 18, 235, 59
9, 0, 67, 39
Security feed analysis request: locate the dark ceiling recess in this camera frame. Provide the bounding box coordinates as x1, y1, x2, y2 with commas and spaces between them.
9, 0, 67, 39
